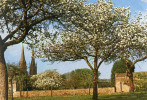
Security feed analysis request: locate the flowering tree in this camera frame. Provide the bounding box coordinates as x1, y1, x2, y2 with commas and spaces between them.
116, 16, 147, 92
0, 0, 85, 99
34, 0, 146, 99
30, 70, 62, 96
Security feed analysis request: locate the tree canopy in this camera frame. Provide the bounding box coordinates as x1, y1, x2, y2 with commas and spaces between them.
32, 0, 147, 99
0, 0, 146, 99
0, 0, 86, 99
62, 68, 100, 89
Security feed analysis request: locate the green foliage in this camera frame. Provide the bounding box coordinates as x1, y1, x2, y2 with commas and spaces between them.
111, 59, 135, 86
7, 63, 30, 91
134, 72, 147, 92
15, 69, 29, 91
98, 79, 112, 88
7, 63, 19, 80
61, 68, 100, 89
70, 68, 93, 89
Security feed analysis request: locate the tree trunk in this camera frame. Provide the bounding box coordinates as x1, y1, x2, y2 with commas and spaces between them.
128, 72, 134, 92
19, 80, 22, 97
93, 69, 98, 100
0, 38, 8, 100
126, 64, 134, 93
51, 87, 53, 97
10, 79, 13, 100
89, 83, 90, 95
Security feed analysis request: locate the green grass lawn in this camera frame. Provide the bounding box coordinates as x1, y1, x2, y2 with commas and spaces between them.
9, 92, 147, 100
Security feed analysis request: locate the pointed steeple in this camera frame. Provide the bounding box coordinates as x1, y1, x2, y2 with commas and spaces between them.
29, 49, 37, 75
31, 49, 35, 66
19, 44, 27, 71
20, 44, 25, 62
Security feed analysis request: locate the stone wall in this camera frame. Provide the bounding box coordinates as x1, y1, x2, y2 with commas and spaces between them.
13, 87, 115, 97
9, 72, 147, 98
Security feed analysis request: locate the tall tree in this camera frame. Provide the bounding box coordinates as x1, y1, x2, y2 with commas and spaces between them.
116, 14, 147, 92
122, 51, 146, 92
33, 1, 147, 99
0, 0, 85, 99
34, 0, 146, 99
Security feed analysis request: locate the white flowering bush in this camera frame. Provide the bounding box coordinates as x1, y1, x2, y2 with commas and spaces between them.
30, 70, 62, 90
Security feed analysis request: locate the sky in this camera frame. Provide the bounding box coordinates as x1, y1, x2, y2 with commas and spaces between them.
2, 0, 147, 79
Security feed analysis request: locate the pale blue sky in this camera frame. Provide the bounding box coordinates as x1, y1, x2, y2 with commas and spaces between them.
3, 0, 147, 79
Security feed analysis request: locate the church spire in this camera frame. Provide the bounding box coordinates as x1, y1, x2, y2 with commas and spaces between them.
29, 49, 37, 75
31, 49, 35, 65
20, 44, 25, 62
19, 44, 27, 71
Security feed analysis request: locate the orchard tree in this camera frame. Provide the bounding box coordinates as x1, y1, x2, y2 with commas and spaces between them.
30, 70, 62, 96
0, 0, 85, 99
32, 0, 146, 99
117, 19, 147, 92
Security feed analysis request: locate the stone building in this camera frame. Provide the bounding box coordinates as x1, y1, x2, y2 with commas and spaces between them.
115, 73, 129, 92
29, 49, 37, 75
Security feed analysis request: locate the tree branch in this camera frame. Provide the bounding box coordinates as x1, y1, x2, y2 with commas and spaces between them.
97, 47, 117, 68
29, 13, 61, 27
27, 8, 40, 19
3, 19, 25, 42
5, 30, 28, 47
83, 56, 93, 70
5, 4, 28, 47
130, 55, 147, 70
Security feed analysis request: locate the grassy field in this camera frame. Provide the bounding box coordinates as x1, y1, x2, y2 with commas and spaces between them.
9, 92, 147, 100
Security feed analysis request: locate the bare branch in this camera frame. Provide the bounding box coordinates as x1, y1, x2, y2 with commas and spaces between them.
97, 47, 117, 68
3, 19, 25, 42
27, 8, 40, 19
130, 55, 147, 69
5, 30, 28, 47
83, 56, 93, 70
29, 13, 61, 27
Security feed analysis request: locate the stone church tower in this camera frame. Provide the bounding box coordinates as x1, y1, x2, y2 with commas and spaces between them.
19, 45, 27, 72
29, 49, 37, 75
